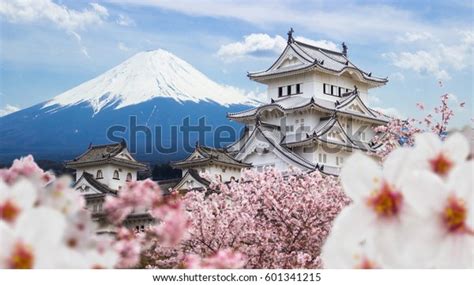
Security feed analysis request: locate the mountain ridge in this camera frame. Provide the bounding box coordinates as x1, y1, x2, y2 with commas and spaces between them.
41, 49, 260, 115
0, 49, 252, 163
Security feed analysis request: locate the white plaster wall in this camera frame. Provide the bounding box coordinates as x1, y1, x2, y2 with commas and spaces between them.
76, 164, 137, 190
182, 165, 242, 182
264, 71, 370, 103
244, 151, 293, 172
266, 73, 316, 102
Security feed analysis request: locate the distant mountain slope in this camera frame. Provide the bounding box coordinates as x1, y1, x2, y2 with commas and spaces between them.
0, 49, 255, 164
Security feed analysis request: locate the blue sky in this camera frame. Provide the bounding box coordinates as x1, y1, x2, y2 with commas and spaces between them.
0, 0, 472, 127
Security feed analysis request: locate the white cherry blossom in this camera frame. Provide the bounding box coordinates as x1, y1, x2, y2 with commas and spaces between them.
0, 207, 69, 268
0, 179, 37, 224
411, 132, 469, 177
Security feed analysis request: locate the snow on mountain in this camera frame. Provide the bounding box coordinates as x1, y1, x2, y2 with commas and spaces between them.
43, 49, 260, 114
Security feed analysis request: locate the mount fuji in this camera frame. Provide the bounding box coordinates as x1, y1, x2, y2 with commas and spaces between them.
0, 49, 258, 164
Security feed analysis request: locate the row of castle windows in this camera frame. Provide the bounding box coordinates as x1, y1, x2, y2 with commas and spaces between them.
323, 83, 352, 97
276, 83, 353, 98
278, 83, 302, 97
96, 170, 132, 181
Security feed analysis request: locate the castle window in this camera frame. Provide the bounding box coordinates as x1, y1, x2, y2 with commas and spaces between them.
324, 83, 350, 97
278, 87, 283, 97
339, 87, 344, 96
126, 173, 132, 182
96, 170, 103, 179
336, 157, 344, 166
323, 83, 330, 95
296, 84, 301, 94
113, 170, 120, 180
287, 85, 292, 95
318, 153, 327, 163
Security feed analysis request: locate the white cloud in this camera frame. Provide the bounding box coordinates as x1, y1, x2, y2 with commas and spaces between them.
383, 50, 451, 80
367, 94, 403, 119
294, 36, 339, 52
384, 31, 473, 80
116, 14, 135, 26
0, 105, 20, 117
217, 33, 338, 61
396, 31, 433, 43
106, 0, 453, 42
367, 94, 381, 106
0, 0, 108, 32
118, 42, 130, 51
217, 34, 286, 60
389, 72, 405, 81
0, 0, 109, 57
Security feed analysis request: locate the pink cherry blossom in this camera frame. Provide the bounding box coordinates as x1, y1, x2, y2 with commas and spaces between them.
184, 249, 246, 269
145, 168, 349, 269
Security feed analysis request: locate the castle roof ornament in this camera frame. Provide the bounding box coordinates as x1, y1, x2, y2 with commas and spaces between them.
342, 42, 348, 57
287, 28, 295, 44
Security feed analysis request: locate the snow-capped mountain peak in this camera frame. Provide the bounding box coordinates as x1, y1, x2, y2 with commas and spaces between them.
43, 49, 259, 114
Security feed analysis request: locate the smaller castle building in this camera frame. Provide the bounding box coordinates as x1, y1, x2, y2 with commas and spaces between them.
66, 140, 152, 233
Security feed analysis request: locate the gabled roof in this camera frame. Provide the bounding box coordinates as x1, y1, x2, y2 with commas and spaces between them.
66, 140, 147, 170
171, 144, 252, 169
234, 124, 317, 171
228, 94, 389, 123
73, 172, 117, 195
248, 34, 387, 86
282, 114, 375, 151
173, 169, 211, 191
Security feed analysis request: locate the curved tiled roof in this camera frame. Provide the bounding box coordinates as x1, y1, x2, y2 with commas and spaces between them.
171, 144, 251, 169
248, 39, 387, 85
74, 172, 118, 195
66, 141, 146, 169
282, 114, 375, 151
235, 124, 317, 171
228, 94, 389, 123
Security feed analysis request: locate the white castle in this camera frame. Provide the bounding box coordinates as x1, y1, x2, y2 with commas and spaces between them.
67, 30, 391, 227
66, 140, 153, 232
172, 29, 389, 191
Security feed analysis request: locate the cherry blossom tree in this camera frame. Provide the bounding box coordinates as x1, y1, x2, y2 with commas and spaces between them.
371, 93, 465, 160
144, 169, 350, 269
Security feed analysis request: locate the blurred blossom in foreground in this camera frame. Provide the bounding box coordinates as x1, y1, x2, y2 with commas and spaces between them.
323, 132, 473, 268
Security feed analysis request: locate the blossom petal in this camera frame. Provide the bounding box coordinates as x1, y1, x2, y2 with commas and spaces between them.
9, 179, 37, 211
447, 161, 474, 228
383, 148, 412, 188
414, 133, 442, 155
15, 207, 67, 246
322, 204, 377, 268
341, 153, 382, 202
434, 236, 474, 268
402, 171, 446, 218
0, 221, 15, 266
443, 133, 469, 164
